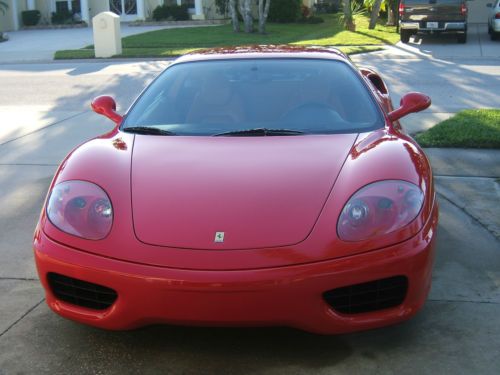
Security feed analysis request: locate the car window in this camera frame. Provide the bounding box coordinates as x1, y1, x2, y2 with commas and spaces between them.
122, 59, 384, 136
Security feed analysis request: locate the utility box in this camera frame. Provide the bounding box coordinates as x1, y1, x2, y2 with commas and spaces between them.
92, 12, 122, 58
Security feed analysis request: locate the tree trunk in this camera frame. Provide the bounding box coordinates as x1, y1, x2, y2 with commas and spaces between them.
239, 0, 253, 33
343, 0, 355, 31
387, 0, 397, 26
258, 0, 271, 34
229, 0, 239, 32
369, 0, 383, 30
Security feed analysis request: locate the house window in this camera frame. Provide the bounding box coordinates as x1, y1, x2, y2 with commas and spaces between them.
55, 1, 69, 13
109, 0, 138, 15
181, 0, 195, 7
55, 1, 81, 14
72, 1, 81, 13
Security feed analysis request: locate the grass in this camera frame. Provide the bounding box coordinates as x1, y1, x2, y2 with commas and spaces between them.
55, 13, 397, 59
415, 109, 500, 149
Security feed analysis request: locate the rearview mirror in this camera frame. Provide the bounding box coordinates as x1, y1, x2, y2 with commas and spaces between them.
388, 92, 431, 122
91, 96, 123, 124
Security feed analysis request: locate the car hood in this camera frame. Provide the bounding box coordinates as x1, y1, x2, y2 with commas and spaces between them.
131, 135, 357, 250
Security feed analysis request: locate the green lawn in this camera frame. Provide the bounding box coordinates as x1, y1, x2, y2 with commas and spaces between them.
415, 109, 500, 149
55, 13, 398, 59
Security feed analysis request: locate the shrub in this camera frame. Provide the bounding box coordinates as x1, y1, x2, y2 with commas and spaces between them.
22, 10, 41, 26
268, 0, 302, 23
315, 0, 339, 14
152, 4, 189, 21
51, 10, 73, 24
301, 5, 311, 19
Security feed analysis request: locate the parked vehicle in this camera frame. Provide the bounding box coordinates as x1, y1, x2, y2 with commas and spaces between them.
34, 46, 438, 334
487, 0, 500, 40
399, 0, 468, 44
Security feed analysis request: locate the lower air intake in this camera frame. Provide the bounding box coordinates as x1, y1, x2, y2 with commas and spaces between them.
47, 272, 117, 310
323, 276, 408, 314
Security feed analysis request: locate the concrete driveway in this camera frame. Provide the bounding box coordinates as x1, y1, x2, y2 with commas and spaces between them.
372, 23, 500, 60
0, 23, 204, 63
0, 33, 499, 374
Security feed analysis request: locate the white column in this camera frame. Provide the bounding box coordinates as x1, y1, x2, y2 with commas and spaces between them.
27, 0, 36, 10
193, 0, 204, 19
80, 0, 90, 24
12, 0, 20, 30
137, 0, 145, 19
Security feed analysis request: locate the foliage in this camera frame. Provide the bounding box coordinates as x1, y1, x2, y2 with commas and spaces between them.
152, 4, 189, 21
301, 5, 311, 18
315, 0, 340, 13
340, 0, 365, 31
363, 0, 387, 12
415, 110, 500, 149
215, 0, 229, 17
22, 10, 42, 26
268, 0, 302, 23
0, 0, 8, 15
51, 11, 74, 25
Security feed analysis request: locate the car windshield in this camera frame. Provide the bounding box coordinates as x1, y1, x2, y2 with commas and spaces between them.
122, 59, 384, 136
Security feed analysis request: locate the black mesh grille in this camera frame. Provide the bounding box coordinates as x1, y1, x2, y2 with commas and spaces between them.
323, 276, 408, 314
47, 273, 117, 310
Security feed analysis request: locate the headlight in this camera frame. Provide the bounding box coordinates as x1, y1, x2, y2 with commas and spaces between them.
46, 181, 113, 240
337, 180, 424, 242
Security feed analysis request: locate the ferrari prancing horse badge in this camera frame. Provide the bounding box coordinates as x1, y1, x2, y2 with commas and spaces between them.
214, 232, 225, 243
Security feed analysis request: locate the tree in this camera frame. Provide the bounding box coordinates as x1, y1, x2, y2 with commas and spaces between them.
0, 0, 8, 41
386, 0, 396, 26
368, 0, 383, 29
238, 0, 253, 33
228, 0, 239, 32
258, 0, 271, 34
341, 0, 356, 31
0, 0, 8, 15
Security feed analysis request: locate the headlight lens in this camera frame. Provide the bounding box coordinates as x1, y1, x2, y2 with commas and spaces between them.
337, 180, 424, 241
46, 181, 113, 240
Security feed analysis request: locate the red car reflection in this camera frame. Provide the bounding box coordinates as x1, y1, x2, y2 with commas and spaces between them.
34, 46, 437, 334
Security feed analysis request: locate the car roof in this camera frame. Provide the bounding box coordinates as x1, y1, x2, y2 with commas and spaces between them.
173, 45, 350, 64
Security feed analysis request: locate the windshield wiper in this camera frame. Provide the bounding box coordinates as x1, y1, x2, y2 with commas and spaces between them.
122, 126, 176, 136
213, 128, 305, 137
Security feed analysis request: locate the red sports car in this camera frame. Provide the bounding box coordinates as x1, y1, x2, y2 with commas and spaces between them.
34, 46, 438, 334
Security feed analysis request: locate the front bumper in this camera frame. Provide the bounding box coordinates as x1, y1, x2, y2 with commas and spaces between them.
400, 21, 466, 32
34, 205, 438, 334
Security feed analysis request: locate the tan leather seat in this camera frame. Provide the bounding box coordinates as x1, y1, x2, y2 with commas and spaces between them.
186, 75, 245, 125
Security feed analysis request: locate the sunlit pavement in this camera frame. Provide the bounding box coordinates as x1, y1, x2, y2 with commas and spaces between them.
0, 43, 499, 374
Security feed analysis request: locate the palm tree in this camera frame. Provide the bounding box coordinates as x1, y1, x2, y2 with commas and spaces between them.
0, 0, 9, 41
0, 1, 8, 15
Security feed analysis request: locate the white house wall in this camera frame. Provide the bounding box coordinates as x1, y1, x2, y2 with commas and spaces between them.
89, 0, 109, 19
35, 0, 51, 24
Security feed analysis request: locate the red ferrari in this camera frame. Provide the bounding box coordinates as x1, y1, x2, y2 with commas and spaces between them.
34, 46, 438, 334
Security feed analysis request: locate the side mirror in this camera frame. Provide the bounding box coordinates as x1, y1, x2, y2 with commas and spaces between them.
388, 92, 431, 122
91, 96, 123, 124
486, 3, 492, 8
